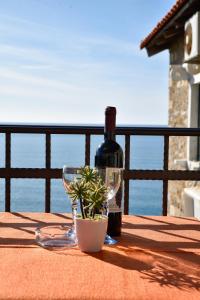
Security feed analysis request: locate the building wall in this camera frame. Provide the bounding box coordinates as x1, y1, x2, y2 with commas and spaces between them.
168, 35, 200, 216
168, 64, 189, 215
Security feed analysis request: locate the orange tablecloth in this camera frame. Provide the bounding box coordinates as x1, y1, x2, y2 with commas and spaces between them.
0, 213, 200, 300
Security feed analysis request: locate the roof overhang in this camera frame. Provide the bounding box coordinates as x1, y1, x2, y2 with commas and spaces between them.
141, 0, 200, 56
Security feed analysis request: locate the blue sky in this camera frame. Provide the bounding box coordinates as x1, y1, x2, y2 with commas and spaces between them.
0, 0, 175, 125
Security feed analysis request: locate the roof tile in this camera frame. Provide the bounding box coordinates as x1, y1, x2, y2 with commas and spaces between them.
140, 0, 188, 49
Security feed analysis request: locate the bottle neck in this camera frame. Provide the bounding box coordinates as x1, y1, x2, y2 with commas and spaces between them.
104, 131, 115, 141
104, 106, 116, 141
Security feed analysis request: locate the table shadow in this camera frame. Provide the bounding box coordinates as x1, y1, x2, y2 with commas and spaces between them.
89, 248, 153, 271
90, 241, 200, 291
141, 263, 200, 291
0, 212, 71, 248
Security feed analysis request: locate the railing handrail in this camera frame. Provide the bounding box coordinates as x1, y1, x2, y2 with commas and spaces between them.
0, 124, 200, 135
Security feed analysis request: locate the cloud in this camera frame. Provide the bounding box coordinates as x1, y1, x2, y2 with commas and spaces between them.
0, 38, 141, 87
80, 36, 144, 57
0, 12, 143, 59
0, 11, 168, 125
0, 44, 63, 66
0, 67, 86, 94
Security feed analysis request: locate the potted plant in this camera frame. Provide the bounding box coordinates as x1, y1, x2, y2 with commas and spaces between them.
67, 166, 108, 252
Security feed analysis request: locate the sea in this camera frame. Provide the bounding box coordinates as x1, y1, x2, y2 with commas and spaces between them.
0, 132, 164, 215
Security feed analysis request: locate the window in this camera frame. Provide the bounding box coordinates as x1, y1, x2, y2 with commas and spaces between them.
188, 83, 200, 167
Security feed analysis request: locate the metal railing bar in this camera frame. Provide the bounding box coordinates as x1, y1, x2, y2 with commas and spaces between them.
6, 133, 11, 169
163, 135, 169, 216
45, 133, 51, 212
163, 135, 169, 170
0, 168, 62, 179
163, 182, 168, 216
0, 125, 200, 136
5, 179, 10, 212
45, 179, 51, 213
46, 134, 51, 169
0, 125, 104, 135
5, 133, 11, 212
124, 170, 200, 180
1, 168, 200, 181
85, 134, 91, 166
124, 135, 130, 214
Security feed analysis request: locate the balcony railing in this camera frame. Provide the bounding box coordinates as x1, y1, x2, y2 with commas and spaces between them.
1, 124, 200, 215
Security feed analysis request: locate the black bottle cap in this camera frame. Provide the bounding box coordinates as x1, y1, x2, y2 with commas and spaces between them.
105, 106, 116, 116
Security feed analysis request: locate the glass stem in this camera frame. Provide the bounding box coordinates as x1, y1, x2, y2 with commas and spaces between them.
72, 203, 77, 227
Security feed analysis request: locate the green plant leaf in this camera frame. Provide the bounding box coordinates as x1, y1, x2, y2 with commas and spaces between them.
66, 166, 108, 219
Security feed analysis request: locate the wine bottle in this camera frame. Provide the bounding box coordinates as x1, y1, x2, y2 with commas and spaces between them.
95, 106, 123, 236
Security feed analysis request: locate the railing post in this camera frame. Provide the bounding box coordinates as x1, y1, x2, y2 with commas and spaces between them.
124, 135, 130, 214
45, 133, 51, 212
85, 134, 90, 166
5, 133, 11, 212
163, 135, 169, 216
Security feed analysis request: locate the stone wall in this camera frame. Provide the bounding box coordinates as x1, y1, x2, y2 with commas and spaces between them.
168, 35, 200, 216
168, 68, 189, 215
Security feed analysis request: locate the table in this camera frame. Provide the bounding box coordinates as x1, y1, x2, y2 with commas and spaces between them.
0, 213, 200, 300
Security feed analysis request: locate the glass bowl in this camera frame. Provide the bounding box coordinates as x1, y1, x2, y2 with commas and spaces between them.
35, 225, 77, 248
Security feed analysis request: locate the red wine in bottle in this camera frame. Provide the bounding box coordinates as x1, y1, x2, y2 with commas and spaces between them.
95, 106, 123, 236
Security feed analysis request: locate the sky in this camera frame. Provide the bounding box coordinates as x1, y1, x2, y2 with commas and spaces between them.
0, 0, 175, 125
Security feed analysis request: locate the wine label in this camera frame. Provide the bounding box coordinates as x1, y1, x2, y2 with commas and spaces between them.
108, 197, 122, 213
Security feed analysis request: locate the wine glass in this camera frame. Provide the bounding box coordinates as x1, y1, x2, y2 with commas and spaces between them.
62, 166, 82, 241
99, 167, 122, 245
34, 167, 80, 248
63, 166, 122, 246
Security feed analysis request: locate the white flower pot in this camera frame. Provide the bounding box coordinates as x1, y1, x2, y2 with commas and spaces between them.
75, 217, 108, 252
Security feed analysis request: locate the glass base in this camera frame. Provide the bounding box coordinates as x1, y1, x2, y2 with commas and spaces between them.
66, 227, 76, 239
35, 225, 77, 249
104, 234, 117, 245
